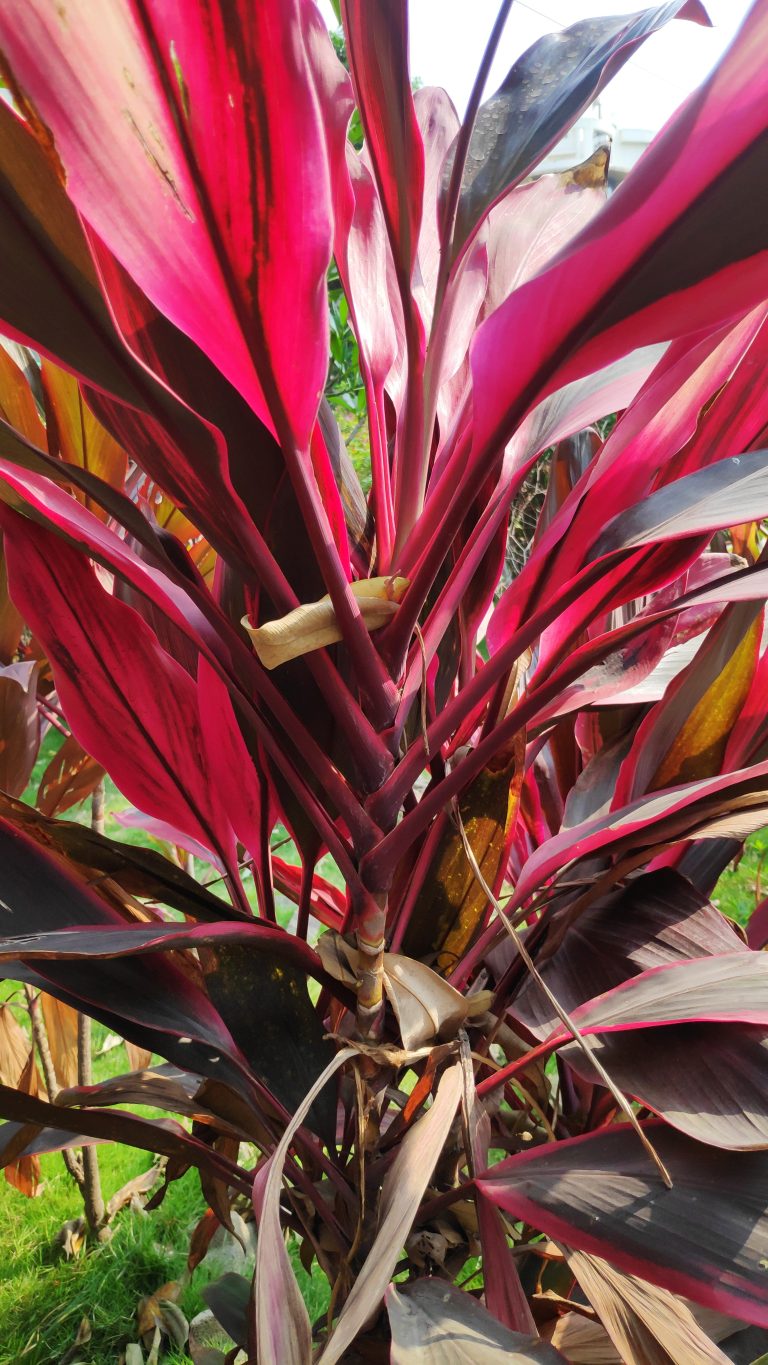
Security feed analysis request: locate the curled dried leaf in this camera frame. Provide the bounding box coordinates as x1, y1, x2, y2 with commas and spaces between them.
138, 1281, 188, 1349
318, 932, 492, 1049
242, 575, 409, 669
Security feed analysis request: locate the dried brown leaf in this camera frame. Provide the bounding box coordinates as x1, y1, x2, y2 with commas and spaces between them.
36, 731, 105, 817
106, 1165, 160, 1219
565, 1248, 731, 1365
319, 1062, 464, 1365
40, 992, 79, 1088
58, 1216, 87, 1259
138, 1280, 186, 1346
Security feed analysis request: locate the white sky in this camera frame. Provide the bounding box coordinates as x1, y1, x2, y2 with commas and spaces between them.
323, 1, 754, 134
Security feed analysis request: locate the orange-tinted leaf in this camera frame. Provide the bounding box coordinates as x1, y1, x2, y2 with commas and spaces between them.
651, 611, 762, 790
41, 360, 128, 517
36, 732, 106, 817
730, 521, 761, 562
0, 1003, 34, 1086
126, 1040, 153, 1073
0, 344, 46, 447
5, 1148, 42, 1197
39, 992, 79, 1089
0, 1020, 43, 1196
135, 474, 216, 581
402, 735, 524, 972
0, 537, 23, 664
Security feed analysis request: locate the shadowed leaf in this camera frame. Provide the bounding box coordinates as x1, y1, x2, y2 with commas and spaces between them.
386, 1278, 567, 1362
445, 1, 708, 258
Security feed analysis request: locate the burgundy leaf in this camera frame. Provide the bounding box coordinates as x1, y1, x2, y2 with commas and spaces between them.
510, 869, 742, 1038
0, 507, 236, 869
560, 1021, 768, 1149
0, 817, 255, 1094
0, 1083, 250, 1193
386, 1278, 567, 1363
341, 0, 424, 290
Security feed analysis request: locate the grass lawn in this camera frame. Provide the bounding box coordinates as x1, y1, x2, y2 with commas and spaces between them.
711, 828, 768, 928
0, 1018, 329, 1363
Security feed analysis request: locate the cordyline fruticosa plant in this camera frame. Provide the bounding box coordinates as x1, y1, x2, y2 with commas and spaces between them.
5, 0, 768, 1357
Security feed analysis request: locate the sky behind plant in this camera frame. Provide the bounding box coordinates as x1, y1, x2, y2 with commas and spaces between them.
323, 0, 752, 132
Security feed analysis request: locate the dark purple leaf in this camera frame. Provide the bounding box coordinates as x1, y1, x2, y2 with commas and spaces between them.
478, 1123, 768, 1324
445, 2, 709, 258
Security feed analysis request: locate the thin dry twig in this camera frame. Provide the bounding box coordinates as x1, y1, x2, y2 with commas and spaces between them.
413, 623, 431, 767
452, 803, 673, 1188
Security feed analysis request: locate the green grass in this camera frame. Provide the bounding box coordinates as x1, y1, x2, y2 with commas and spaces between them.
712, 828, 768, 927
0, 1152, 207, 1364
0, 1011, 329, 1362
0, 1136, 328, 1364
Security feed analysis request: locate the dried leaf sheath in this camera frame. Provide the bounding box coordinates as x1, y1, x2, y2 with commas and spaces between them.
243, 576, 409, 669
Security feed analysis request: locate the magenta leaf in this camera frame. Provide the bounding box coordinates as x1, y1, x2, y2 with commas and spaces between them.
467, 4, 768, 506
0, 506, 237, 869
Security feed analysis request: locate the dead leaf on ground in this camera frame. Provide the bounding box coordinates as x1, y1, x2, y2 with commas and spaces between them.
60, 1315, 92, 1365
138, 1280, 189, 1351
106, 1165, 160, 1220
57, 1216, 87, 1259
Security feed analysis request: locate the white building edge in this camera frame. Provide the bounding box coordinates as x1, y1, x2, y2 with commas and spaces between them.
535, 101, 654, 187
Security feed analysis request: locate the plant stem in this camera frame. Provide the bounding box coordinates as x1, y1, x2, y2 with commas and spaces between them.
355, 891, 387, 1039
77, 1010, 106, 1232
78, 780, 107, 1233
91, 777, 106, 835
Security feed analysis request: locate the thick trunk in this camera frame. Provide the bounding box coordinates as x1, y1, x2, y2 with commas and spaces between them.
77, 779, 107, 1232
77, 1009, 106, 1232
